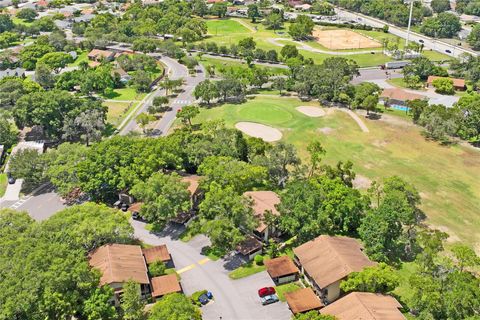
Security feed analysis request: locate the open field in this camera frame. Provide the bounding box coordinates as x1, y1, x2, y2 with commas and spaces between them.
313, 28, 381, 50
102, 88, 146, 101
104, 101, 135, 127
190, 96, 480, 249
197, 56, 288, 75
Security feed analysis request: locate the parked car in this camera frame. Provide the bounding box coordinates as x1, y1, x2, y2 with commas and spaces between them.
7, 173, 15, 184
258, 287, 276, 297
198, 293, 209, 305
261, 294, 279, 306
419, 39, 424, 43
445, 49, 452, 53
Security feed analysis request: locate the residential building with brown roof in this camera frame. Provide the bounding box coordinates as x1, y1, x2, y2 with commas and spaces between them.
293, 235, 376, 303
150, 274, 182, 299
236, 235, 263, 260
88, 244, 150, 305
142, 245, 171, 265
171, 174, 203, 225
264, 256, 299, 284
427, 76, 466, 91
380, 88, 425, 107
320, 292, 406, 320
243, 191, 280, 242
285, 288, 324, 314
87, 49, 115, 62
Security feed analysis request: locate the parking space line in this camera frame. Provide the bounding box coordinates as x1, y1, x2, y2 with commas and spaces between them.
197, 258, 210, 265
177, 264, 196, 274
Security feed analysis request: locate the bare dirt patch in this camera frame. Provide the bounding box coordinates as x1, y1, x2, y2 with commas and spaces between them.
296, 106, 326, 117
434, 225, 461, 243
313, 29, 381, 50
353, 174, 372, 189
235, 122, 282, 142
318, 127, 334, 135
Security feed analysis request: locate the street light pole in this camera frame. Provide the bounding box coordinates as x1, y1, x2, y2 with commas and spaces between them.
405, 0, 414, 47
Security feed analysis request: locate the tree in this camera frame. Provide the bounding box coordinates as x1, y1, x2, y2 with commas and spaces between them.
132, 70, 151, 92
130, 172, 191, 224
177, 105, 200, 127
216, 78, 245, 102
407, 99, 429, 123
7, 148, 46, 189
136, 112, 155, 133
403, 56, 447, 81
420, 12, 461, 38
148, 293, 201, 320
451, 244, 480, 271
0, 14, 14, 33
293, 312, 338, 320
278, 175, 366, 243
199, 182, 256, 230
194, 79, 219, 105
148, 260, 166, 277
281, 44, 299, 60
35, 63, 55, 89
467, 24, 480, 50
192, 0, 208, 17
288, 15, 314, 40
253, 142, 300, 188
264, 12, 283, 31
210, 2, 227, 18
62, 108, 105, 146
340, 263, 399, 294
201, 218, 244, 252
432, 78, 455, 94
352, 82, 381, 114
417, 104, 458, 142
431, 0, 451, 13
273, 77, 286, 95
312, 1, 335, 15
83, 286, 118, 320
455, 95, 480, 145
37, 52, 73, 73
247, 4, 260, 23
0, 117, 18, 148
121, 281, 145, 320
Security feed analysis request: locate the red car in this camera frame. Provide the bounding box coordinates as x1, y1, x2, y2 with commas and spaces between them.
258, 287, 276, 297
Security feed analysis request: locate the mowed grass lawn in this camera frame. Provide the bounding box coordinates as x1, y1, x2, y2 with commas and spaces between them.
102, 88, 146, 101
191, 96, 480, 248
103, 101, 135, 127
0, 173, 7, 198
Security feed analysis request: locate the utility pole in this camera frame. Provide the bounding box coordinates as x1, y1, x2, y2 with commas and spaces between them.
405, 0, 414, 47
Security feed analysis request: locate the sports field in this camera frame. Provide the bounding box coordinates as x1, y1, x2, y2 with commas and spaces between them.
190, 96, 480, 250
313, 29, 381, 50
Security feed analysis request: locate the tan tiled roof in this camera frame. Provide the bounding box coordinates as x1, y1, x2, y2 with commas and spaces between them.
89, 244, 149, 285
142, 245, 171, 264
181, 175, 201, 195
320, 292, 406, 320
264, 256, 299, 278
293, 235, 376, 288
427, 76, 466, 88
88, 49, 114, 59
380, 88, 424, 102
285, 288, 324, 314
127, 202, 143, 213
150, 274, 182, 298
243, 191, 280, 232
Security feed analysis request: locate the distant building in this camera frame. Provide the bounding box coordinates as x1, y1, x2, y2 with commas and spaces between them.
0, 68, 25, 79
87, 49, 115, 62
320, 292, 406, 320
293, 235, 376, 303
380, 88, 425, 107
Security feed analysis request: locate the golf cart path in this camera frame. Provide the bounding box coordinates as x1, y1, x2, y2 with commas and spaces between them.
266, 37, 383, 55
336, 108, 370, 133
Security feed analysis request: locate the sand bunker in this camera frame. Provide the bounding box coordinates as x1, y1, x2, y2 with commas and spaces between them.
313, 29, 381, 50
296, 106, 326, 117
235, 122, 282, 142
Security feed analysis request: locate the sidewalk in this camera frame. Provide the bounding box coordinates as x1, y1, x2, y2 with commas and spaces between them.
1, 179, 23, 202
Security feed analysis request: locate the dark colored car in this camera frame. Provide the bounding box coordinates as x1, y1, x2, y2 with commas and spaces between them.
198, 293, 209, 305
7, 173, 15, 185
446, 49, 452, 54
261, 294, 279, 306
258, 287, 276, 297
419, 39, 424, 43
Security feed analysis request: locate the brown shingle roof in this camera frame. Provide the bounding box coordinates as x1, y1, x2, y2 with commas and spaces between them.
88, 49, 115, 59
150, 274, 182, 298
285, 288, 324, 314
320, 292, 406, 320
380, 88, 424, 102
264, 256, 299, 278
293, 235, 376, 288
89, 244, 149, 285
427, 76, 465, 88
236, 235, 263, 255
127, 202, 143, 213
181, 175, 201, 195
142, 245, 171, 264
243, 191, 280, 233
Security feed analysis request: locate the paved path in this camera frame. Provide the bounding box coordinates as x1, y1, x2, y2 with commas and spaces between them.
1, 179, 22, 202
336, 108, 370, 133
231, 18, 257, 33
132, 220, 290, 320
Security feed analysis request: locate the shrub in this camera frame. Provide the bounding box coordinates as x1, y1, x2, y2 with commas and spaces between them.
191, 289, 208, 306
148, 260, 166, 277
254, 254, 264, 266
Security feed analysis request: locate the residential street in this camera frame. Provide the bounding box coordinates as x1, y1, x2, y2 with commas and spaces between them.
132, 220, 291, 320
